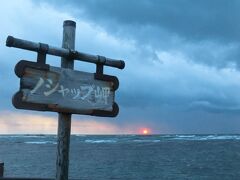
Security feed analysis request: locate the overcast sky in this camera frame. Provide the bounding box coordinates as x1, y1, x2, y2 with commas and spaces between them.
1, 0, 240, 134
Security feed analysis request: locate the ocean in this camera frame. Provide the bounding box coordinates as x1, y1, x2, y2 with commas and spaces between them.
0, 134, 240, 179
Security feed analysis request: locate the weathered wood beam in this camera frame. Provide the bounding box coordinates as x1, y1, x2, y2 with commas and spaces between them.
6, 36, 125, 69
56, 20, 75, 180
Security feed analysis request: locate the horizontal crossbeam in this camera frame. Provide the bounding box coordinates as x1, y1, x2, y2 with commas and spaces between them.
6, 36, 125, 69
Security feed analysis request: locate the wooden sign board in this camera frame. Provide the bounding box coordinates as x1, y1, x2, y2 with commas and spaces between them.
13, 60, 119, 117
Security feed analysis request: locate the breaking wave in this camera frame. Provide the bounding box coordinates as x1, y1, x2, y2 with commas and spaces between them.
85, 139, 117, 143
172, 135, 240, 141
24, 141, 57, 144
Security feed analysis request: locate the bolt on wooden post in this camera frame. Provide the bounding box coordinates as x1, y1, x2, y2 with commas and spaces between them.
56, 20, 76, 180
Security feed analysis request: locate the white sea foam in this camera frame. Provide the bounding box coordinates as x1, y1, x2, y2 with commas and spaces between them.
199, 135, 240, 140
85, 139, 117, 143
0, 135, 51, 138
176, 135, 196, 138
24, 141, 57, 144
1, 135, 38, 138
133, 140, 161, 143
74, 134, 87, 137
172, 135, 240, 141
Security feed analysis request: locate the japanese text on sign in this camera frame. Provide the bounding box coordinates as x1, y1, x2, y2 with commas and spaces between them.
30, 77, 111, 105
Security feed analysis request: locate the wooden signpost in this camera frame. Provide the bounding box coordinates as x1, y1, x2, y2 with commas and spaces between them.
6, 20, 125, 180
13, 60, 119, 116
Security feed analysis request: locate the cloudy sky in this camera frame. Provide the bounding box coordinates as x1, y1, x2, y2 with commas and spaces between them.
0, 0, 240, 134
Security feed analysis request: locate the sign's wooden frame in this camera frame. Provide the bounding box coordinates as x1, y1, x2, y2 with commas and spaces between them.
13, 60, 119, 117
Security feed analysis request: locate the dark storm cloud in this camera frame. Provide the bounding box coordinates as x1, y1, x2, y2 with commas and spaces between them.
43, 0, 240, 69
46, 0, 240, 42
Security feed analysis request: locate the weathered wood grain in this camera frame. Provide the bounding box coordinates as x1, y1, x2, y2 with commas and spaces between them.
6, 36, 125, 69
20, 66, 115, 112
56, 20, 76, 180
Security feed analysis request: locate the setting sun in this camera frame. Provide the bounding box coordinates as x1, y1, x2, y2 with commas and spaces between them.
140, 128, 151, 135
143, 129, 148, 134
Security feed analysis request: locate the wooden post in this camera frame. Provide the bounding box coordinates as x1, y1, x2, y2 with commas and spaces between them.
0, 161, 4, 177
56, 20, 76, 180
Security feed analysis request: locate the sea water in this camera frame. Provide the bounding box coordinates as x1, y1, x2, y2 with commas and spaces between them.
0, 134, 240, 179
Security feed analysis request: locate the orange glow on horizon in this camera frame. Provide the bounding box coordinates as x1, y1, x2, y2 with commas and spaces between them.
0, 111, 135, 134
